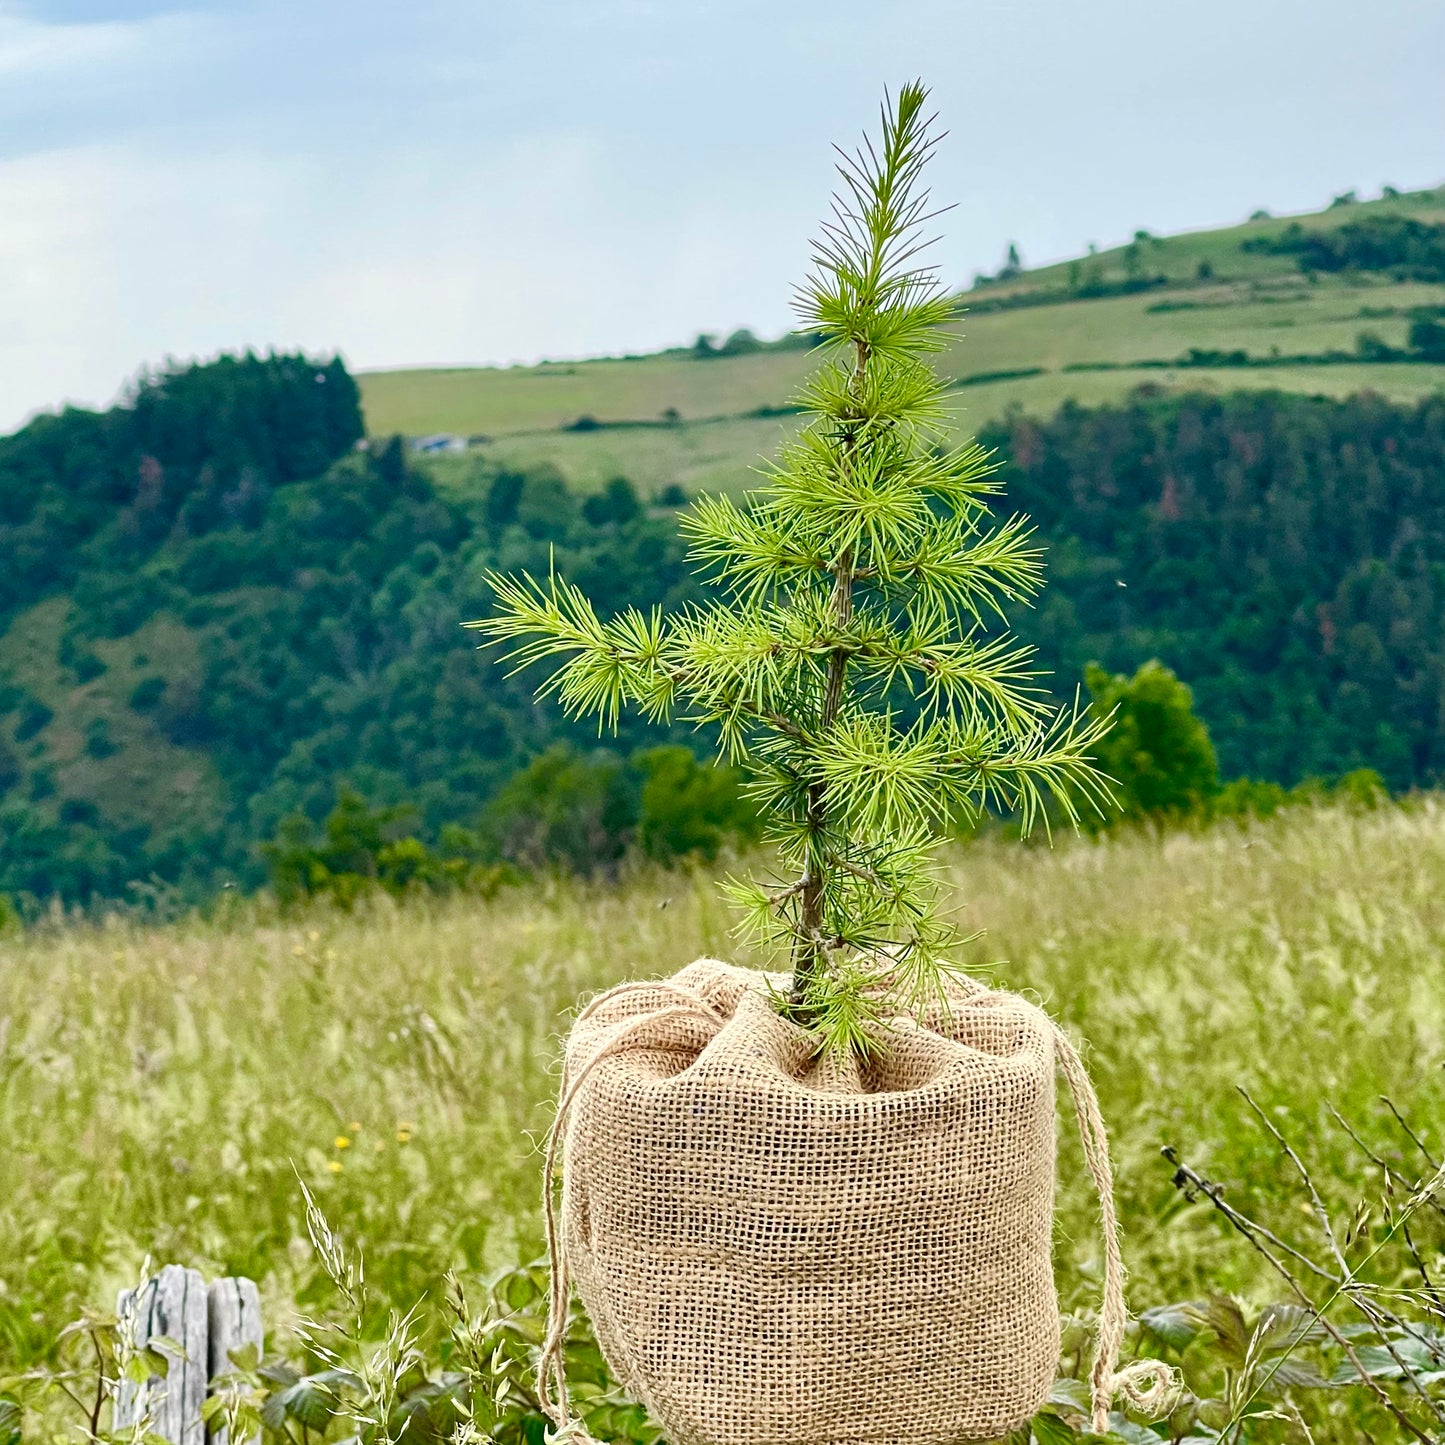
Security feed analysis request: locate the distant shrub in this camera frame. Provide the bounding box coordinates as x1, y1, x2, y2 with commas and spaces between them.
1181, 346, 1248, 367
1355, 330, 1400, 362
482, 746, 634, 873
483, 470, 525, 527
15, 701, 52, 744
581, 477, 642, 527
1409, 316, 1445, 361
655, 483, 689, 508
716, 328, 763, 356
262, 788, 511, 907
956, 366, 1046, 386
1212, 777, 1290, 820
634, 745, 760, 862
1085, 660, 1220, 823
481, 743, 759, 874
128, 676, 166, 712
83, 719, 117, 760
1246, 214, 1445, 282
72, 652, 106, 683
515, 469, 578, 541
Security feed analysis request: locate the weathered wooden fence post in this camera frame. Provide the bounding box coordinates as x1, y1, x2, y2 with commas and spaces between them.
115, 1267, 264, 1445
208, 1277, 264, 1445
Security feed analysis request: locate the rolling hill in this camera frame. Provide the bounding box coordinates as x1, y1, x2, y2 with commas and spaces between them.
4, 183, 1445, 907
359, 183, 1445, 495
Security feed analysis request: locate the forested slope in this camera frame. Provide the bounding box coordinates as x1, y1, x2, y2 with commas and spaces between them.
2, 354, 1443, 903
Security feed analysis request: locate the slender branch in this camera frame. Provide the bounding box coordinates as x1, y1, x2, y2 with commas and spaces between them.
1382, 1095, 1442, 1171
1235, 1092, 1445, 1423
1164, 1147, 1337, 1283
1238, 1090, 1350, 1274
88, 1327, 107, 1444
1164, 1148, 1437, 1444
1327, 1102, 1445, 1325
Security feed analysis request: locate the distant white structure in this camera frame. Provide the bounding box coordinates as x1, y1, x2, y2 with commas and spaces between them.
411, 433, 468, 454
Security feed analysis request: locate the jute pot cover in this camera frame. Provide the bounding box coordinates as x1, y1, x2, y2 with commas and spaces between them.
539, 960, 1172, 1445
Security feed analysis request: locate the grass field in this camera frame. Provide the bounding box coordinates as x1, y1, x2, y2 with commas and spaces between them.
357, 183, 1445, 497
450, 357, 1445, 496
5, 800, 1443, 1418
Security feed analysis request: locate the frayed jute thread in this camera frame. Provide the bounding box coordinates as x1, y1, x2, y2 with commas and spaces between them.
539, 964, 1177, 1442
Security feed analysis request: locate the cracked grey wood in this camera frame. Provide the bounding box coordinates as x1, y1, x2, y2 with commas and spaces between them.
206, 1278, 264, 1445
115, 1265, 210, 1445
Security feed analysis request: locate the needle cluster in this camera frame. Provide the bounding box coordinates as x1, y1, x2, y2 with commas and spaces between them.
470, 83, 1112, 1053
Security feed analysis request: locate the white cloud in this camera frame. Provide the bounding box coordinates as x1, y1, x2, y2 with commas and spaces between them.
0, 8, 139, 77
1, 0, 1442, 433
0, 130, 806, 430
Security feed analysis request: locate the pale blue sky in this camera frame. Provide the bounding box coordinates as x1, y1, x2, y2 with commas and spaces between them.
3, 0, 1443, 430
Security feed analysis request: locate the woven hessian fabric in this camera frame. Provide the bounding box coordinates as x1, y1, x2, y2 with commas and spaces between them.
555, 959, 1061, 1445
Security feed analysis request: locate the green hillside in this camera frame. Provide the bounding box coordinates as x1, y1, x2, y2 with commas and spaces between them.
5, 348, 1445, 906
359, 183, 1445, 494
4, 185, 1445, 906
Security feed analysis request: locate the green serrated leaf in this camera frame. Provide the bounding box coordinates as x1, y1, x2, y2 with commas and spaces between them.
1140, 1301, 1207, 1351
227, 1341, 260, 1373
1046, 1378, 1091, 1413
124, 1355, 158, 1385
257, 1360, 300, 1387
271, 1376, 340, 1431
1031, 1410, 1084, 1444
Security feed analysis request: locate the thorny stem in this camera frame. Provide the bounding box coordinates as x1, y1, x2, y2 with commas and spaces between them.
1383, 1094, 1443, 1172
791, 336, 868, 1010
1238, 1089, 1445, 1424
1164, 1146, 1441, 1443
1327, 1102, 1445, 1331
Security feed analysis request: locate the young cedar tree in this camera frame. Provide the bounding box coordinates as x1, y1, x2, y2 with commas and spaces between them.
468, 83, 1112, 1055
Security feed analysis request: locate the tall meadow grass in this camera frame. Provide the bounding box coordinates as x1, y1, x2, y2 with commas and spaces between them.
2, 802, 1442, 1372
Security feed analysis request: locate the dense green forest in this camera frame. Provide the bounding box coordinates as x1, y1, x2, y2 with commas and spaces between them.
1244, 212, 1445, 281
1, 353, 1442, 905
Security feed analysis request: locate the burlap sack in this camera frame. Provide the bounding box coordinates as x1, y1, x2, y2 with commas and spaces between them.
539, 960, 1172, 1445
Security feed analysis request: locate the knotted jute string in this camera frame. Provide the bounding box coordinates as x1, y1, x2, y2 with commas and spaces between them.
538, 975, 1176, 1440
1049, 1019, 1179, 1429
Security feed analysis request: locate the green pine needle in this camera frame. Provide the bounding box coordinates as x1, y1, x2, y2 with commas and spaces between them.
467, 81, 1115, 1053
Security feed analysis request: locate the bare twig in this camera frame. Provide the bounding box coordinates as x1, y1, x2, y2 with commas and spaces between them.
1327, 1102, 1445, 1326
1163, 1147, 1438, 1444
1163, 1147, 1336, 1283
1382, 1095, 1442, 1169
1237, 1090, 1445, 1419
1238, 1089, 1351, 1273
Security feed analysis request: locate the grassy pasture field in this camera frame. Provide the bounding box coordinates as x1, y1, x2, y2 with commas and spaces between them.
358, 183, 1445, 496
439, 355, 1445, 496
4, 800, 1443, 1411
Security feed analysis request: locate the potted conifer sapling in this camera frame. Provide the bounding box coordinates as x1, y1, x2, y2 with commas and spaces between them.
471, 83, 1174, 1445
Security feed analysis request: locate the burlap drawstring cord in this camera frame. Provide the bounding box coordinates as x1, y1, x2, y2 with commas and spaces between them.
1048, 1019, 1180, 1430
538, 975, 1177, 1441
